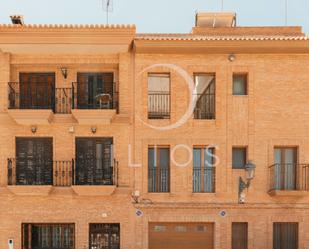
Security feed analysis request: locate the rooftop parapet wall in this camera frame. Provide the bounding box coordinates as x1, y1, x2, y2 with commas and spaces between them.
0, 24, 136, 54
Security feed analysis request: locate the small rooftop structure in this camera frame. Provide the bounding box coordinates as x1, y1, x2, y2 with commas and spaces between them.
195, 12, 236, 28
10, 15, 24, 25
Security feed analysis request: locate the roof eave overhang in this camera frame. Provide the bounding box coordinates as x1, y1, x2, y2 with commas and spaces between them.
134, 40, 309, 54
0, 26, 136, 54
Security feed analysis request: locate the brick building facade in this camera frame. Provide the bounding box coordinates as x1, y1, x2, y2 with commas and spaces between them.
0, 13, 308, 249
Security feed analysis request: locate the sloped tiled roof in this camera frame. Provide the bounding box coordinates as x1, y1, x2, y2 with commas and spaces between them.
135, 34, 309, 41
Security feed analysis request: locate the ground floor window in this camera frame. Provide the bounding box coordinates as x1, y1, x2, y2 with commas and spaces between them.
22, 223, 74, 249
89, 223, 120, 249
273, 222, 298, 249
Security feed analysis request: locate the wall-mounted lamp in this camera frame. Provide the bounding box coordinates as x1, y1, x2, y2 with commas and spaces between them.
91, 126, 97, 134
228, 54, 236, 62
238, 160, 256, 204
131, 190, 140, 204
31, 126, 37, 133
60, 67, 68, 79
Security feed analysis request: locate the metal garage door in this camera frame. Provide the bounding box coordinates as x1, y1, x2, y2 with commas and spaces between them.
149, 222, 214, 249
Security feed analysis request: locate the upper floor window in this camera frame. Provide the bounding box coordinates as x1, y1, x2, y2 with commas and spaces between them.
232, 147, 247, 169
11, 137, 53, 186
193, 147, 215, 193
73, 73, 118, 111
194, 74, 215, 119
233, 74, 248, 95
9, 73, 56, 111
148, 146, 170, 192
270, 147, 298, 191
75, 137, 114, 186
148, 73, 170, 119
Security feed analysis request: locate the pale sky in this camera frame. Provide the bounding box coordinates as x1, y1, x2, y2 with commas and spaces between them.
1, 0, 309, 34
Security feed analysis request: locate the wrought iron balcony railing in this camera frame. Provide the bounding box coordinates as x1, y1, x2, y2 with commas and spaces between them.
71, 82, 119, 111
8, 82, 72, 114
7, 158, 118, 187
269, 163, 309, 191
193, 167, 216, 193
148, 168, 170, 192
148, 92, 170, 119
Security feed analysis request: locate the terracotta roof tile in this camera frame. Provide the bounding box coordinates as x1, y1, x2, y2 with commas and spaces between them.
0, 24, 135, 30
135, 35, 309, 41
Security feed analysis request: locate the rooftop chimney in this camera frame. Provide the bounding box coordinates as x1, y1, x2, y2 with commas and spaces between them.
195, 12, 236, 28
10, 15, 24, 25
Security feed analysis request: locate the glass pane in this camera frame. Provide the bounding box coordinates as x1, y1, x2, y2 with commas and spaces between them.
232, 148, 246, 169
193, 149, 201, 169
159, 148, 169, 169
204, 148, 214, 167
274, 149, 281, 164
195, 75, 215, 94
148, 74, 170, 93
148, 148, 155, 168
285, 149, 296, 164
193, 148, 201, 192
233, 75, 247, 95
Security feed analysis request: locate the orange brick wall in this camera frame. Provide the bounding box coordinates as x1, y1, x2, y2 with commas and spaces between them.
0, 47, 308, 249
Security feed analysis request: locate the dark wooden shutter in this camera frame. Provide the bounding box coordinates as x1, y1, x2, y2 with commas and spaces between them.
16, 138, 53, 185
273, 223, 298, 249
77, 73, 114, 109
19, 73, 55, 110
76, 138, 113, 185
232, 222, 248, 249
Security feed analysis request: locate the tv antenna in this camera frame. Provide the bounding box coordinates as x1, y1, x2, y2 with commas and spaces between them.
102, 0, 114, 25
285, 0, 288, 26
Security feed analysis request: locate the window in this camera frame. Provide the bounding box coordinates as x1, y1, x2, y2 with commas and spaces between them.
233, 74, 248, 95
193, 147, 215, 193
22, 224, 74, 249
194, 74, 215, 119
175, 226, 187, 232
154, 225, 167, 232
148, 146, 170, 192
273, 223, 298, 249
14, 138, 53, 185
75, 73, 116, 110
148, 73, 170, 119
75, 138, 114, 185
272, 147, 298, 190
18, 73, 55, 110
232, 147, 247, 169
89, 224, 120, 249
232, 222, 248, 249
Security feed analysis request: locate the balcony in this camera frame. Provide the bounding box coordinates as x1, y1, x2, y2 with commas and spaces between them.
193, 167, 216, 193
268, 163, 309, 196
7, 158, 118, 196
148, 92, 170, 119
8, 82, 71, 124
71, 82, 118, 124
148, 168, 170, 193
